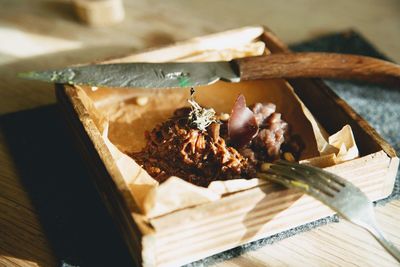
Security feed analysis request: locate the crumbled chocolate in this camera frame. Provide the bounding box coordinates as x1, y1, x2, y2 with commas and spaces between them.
131, 109, 252, 187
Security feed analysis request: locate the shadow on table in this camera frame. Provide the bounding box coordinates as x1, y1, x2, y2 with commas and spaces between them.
0, 30, 179, 266
0, 105, 135, 267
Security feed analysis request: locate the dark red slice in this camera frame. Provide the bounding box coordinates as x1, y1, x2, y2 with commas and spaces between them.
228, 94, 259, 148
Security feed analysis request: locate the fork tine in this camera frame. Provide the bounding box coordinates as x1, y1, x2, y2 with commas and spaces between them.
273, 163, 341, 191
265, 166, 337, 198
276, 160, 346, 189
258, 172, 334, 203
278, 160, 346, 184
266, 168, 335, 198
269, 164, 339, 197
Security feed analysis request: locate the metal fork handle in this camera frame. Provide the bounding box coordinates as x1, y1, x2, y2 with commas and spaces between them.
355, 218, 400, 262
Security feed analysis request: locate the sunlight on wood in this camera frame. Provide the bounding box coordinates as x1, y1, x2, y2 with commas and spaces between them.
1, 256, 40, 267
0, 27, 81, 62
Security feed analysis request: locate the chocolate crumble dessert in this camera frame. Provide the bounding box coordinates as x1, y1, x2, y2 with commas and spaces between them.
131, 92, 304, 187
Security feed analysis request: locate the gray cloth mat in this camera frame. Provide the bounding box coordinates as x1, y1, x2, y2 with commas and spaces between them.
185, 30, 400, 267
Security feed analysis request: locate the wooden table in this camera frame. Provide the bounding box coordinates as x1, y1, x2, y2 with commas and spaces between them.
0, 1, 399, 266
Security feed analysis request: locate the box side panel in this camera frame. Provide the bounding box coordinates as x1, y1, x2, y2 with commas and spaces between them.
56, 86, 146, 266
150, 151, 393, 266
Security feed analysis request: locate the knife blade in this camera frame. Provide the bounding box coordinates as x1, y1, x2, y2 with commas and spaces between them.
19, 53, 400, 88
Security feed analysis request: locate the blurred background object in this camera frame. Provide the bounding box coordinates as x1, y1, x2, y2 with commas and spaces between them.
72, 0, 125, 26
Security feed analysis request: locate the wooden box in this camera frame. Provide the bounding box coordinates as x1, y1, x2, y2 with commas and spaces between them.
56, 27, 399, 267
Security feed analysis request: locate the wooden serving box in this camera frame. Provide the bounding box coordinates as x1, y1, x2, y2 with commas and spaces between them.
56, 27, 399, 267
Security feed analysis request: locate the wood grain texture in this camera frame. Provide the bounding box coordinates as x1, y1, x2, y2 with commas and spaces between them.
0, 126, 58, 267
1, 1, 400, 267
215, 199, 400, 267
237, 53, 400, 86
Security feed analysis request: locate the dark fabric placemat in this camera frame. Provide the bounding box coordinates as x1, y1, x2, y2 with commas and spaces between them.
186, 30, 400, 267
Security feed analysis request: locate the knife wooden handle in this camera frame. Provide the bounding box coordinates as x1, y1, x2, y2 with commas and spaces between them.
236, 52, 400, 86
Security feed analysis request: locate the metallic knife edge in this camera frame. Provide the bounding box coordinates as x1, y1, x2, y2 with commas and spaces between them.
18, 61, 241, 89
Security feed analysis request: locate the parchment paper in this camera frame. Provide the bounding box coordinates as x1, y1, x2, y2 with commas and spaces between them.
74, 28, 359, 218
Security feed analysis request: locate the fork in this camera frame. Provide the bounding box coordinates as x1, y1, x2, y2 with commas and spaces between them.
257, 160, 400, 262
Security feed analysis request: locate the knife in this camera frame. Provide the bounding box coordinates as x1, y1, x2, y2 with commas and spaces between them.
19, 52, 400, 88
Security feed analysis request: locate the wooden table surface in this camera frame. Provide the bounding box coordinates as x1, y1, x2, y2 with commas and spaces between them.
0, 0, 399, 266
